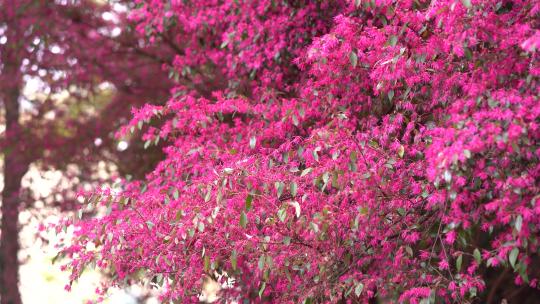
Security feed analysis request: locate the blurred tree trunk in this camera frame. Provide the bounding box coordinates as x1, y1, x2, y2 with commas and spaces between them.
0, 56, 26, 304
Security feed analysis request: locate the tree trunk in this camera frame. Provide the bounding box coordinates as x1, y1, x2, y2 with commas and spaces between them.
0, 156, 26, 304
0, 60, 25, 304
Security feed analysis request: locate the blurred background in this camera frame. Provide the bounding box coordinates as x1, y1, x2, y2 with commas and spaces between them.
0, 1, 175, 302
20, 211, 157, 304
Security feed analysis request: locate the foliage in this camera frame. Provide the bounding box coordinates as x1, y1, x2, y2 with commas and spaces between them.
0, 1, 173, 303
62, 0, 540, 303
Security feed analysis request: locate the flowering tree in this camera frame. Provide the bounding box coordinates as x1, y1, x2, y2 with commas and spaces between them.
0, 1, 177, 303
62, 0, 539, 303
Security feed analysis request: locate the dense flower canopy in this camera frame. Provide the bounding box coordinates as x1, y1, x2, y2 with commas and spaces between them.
61, 0, 539, 303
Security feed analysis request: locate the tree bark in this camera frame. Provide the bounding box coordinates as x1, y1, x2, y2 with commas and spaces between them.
0, 155, 26, 304
0, 59, 25, 304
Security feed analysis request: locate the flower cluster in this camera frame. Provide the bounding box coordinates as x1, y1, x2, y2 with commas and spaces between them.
61, 0, 539, 303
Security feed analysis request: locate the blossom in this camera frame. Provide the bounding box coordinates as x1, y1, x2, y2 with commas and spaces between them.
60, 0, 540, 302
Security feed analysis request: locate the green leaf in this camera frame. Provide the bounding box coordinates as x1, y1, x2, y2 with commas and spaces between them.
312, 149, 319, 162
345, 286, 353, 297
231, 250, 238, 270
204, 188, 211, 202
388, 89, 394, 101
155, 274, 164, 287
322, 172, 330, 184
515, 215, 523, 232
473, 248, 482, 264
288, 201, 301, 218
173, 189, 179, 200
245, 193, 254, 211
303, 298, 313, 304
283, 236, 291, 246
145, 221, 154, 229
359, 206, 368, 215
175, 210, 183, 221
354, 282, 364, 297
461, 0, 472, 8
443, 170, 452, 183
349, 51, 358, 68
300, 168, 312, 177
51, 252, 65, 264
398, 145, 405, 158
354, 0, 361, 7
204, 255, 210, 272
290, 182, 298, 197
266, 255, 274, 268
350, 150, 358, 162
239, 211, 248, 228
388, 35, 398, 46
198, 222, 205, 232
463, 149, 472, 158
258, 255, 265, 270
259, 282, 266, 298
249, 136, 257, 149
405, 246, 413, 257
292, 115, 299, 126
309, 222, 319, 233
456, 254, 463, 272
321, 172, 330, 191
509, 248, 519, 269
275, 181, 284, 198
518, 261, 529, 283
368, 139, 379, 148
216, 190, 223, 203
277, 208, 287, 222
